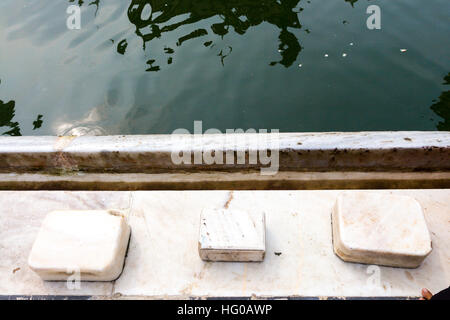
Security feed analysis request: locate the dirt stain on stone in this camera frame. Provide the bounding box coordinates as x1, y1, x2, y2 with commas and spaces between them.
405, 271, 414, 280
224, 191, 234, 209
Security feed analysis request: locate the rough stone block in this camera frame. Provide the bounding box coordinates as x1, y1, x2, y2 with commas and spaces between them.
199, 209, 265, 262
332, 192, 432, 268
28, 210, 130, 281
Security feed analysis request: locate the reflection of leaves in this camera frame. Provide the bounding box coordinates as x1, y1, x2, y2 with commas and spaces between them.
443, 73, 450, 86
69, 0, 83, 5
164, 47, 174, 54
176, 28, 208, 46
271, 28, 302, 68
33, 114, 44, 130
89, 0, 100, 16
217, 46, 232, 66
345, 0, 358, 7
127, 0, 303, 68
117, 39, 128, 55
146, 59, 160, 72
3, 126, 21, 136
0, 100, 21, 136
146, 66, 160, 71
0, 100, 15, 126
1, 85, 44, 135
211, 23, 228, 37
71, 0, 359, 69
430, 73, 450, 131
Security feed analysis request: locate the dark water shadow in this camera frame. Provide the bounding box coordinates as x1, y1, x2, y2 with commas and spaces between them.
126, 0, 303, 68
430, 73, 450, 131
74, 0, 309, 70
0, 99, 21, 136
71, 0, 364, 72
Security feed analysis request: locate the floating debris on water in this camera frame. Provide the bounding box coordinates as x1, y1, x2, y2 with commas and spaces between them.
350, 42, 354, 46
342, 53, 347, 57
324, 54, 329, 58
400, 49, 407, 53
298, 64, 302, 67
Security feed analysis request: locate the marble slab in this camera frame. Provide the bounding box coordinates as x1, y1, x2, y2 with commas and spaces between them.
332, 192, 432, 268
114, 190, 449, 298
0, 190, 449, 298
199, 209, 265, 262
28, 210, 131, 281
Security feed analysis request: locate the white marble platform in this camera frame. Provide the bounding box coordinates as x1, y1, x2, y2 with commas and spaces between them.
0, 190, 448, 298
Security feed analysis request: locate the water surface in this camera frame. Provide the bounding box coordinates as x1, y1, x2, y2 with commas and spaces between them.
0, 0, 449, 135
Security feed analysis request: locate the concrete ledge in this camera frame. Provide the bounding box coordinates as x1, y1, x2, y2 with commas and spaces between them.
0, 132, 448, 172
0, 132, 448, 189
0, 172, 449, 190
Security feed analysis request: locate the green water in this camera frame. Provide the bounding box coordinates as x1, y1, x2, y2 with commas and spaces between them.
0, 0, 449, 135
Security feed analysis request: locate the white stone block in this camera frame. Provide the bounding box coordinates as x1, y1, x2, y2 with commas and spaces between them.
28, 210, 131, 281
199, 209, 265, 262
332, 192, 432, 268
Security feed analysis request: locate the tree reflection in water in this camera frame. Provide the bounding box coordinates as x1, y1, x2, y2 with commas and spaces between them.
0, 99, 21, 136
72, 0, 307, 69
0, 80, 43, 136
126, 0, 303, 68
71, 0, 366, 70
430, 73, 450, 131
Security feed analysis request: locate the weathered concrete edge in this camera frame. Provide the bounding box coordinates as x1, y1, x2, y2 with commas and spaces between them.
0, 132, 449, 173
1, 171, 449, 190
